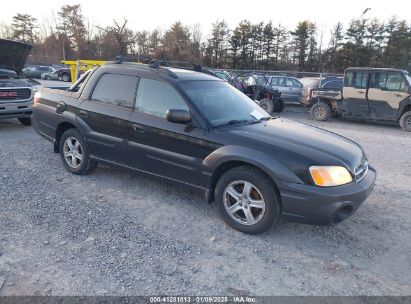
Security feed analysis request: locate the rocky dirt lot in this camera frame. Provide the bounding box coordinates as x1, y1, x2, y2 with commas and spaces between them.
0, 106, 410, 296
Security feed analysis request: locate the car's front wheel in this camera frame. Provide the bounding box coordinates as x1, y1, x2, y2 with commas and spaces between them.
215, 166, 281, 234
59, 129, 96, 175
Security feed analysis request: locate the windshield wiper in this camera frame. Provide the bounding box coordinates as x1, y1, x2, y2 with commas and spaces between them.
251, 116, 272, 124
215, 119, 251, 128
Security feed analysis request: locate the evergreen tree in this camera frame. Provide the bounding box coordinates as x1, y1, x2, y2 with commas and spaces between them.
11, 13, 37, 43
290, 21, 316, 71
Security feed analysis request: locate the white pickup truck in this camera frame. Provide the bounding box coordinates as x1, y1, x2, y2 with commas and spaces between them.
0, 39, 42, 125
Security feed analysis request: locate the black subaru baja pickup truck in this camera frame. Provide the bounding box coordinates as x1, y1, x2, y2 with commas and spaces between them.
32, 60, 376, 234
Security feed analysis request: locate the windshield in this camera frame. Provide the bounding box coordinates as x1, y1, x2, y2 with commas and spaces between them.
69, 69, 92, 92
180, 80, 270, 127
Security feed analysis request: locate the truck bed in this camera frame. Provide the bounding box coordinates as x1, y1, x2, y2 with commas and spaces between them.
311, 88, 342, 101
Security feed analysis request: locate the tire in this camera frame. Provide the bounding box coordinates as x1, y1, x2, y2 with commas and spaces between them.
272, 98, 284, 113
259, 98, 274, 114
310, 101, 331, 121
18, 117, 31, 126
215, 166, 281, 234
62, 73, 70, 82
59, 129, 96, 175
399, 111, 411, 132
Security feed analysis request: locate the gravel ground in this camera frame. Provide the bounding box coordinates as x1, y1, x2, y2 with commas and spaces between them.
0, 106, 410, 296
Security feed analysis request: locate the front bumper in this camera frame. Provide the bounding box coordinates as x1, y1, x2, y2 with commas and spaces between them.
278, 167, 376, 225
0, 99, 33, 119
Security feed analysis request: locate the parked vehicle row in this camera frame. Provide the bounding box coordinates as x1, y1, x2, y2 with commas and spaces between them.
229, 73, 284, 113
308, 67, 411, 132
40, 68, 71, 82
32, 60, 376, 234
212, 70, 344, 105
23, 65, 71, 82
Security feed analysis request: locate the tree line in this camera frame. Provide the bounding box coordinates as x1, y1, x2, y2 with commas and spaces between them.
0, 4, 410, 72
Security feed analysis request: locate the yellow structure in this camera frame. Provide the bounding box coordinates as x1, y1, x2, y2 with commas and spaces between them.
61, 60, 106, 83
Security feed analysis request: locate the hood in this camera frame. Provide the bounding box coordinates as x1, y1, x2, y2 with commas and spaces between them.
222, 118, 365, 170
0, 39, 32, 73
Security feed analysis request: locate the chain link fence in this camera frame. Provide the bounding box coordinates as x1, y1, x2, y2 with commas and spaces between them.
224, 69, 344, 79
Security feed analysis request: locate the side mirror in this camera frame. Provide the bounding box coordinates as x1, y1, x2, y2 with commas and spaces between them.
166, 109, 191, 124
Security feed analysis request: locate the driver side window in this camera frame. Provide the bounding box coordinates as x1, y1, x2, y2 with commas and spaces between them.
135, 78, 189, 118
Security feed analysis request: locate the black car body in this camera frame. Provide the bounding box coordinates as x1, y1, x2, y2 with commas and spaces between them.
0, 39, 41, 125
32, 62, 376, 234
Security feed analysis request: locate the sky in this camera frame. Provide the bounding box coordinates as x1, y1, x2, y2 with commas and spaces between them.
1, 0, 410, 38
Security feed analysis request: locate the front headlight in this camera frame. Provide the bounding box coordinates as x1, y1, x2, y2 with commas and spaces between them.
32, 85, 43, 93
309, 166, 352, 187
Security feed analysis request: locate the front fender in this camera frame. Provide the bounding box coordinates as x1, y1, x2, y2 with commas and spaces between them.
202, 145, 304, 189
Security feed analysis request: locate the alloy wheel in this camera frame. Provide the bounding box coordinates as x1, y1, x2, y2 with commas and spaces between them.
63, 137, 83, 169
223, 180, 266, 225
314, 106, 325, 118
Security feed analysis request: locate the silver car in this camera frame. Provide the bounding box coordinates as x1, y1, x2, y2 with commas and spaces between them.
269, 76, 303, 102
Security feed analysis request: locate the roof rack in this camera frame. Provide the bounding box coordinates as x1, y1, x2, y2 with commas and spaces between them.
112, 56, 217, 78
148, 59, 217, 77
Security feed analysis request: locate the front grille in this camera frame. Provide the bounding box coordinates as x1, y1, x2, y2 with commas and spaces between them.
0, 88, 32, 101
354, 159, 368, 182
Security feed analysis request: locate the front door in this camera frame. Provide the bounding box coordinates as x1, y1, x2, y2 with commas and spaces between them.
127, 77, 206, 186
343, 71, 370, 117
368, 72, 411, 120
79, 73, 138, 163
284, 78, 302, 101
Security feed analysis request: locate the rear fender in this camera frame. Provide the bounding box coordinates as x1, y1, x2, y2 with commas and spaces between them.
396, 97, 411, 120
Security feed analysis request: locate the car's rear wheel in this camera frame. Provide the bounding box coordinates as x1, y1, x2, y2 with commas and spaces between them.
215, 166, 281, 234
59, 129, 96, 175
272, 98, 284, 113
259, 98, 274, 114
399, 111, 411, 132
18, 117, 31, 126
310, 101, 331, 121
62, 73, 70, 82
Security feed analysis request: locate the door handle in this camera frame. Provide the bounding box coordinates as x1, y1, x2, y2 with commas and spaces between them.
79, 110, 88, 117
132, 123, 145, 132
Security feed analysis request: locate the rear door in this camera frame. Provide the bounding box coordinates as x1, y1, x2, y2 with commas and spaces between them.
368, 71, 410, 120
128, 78, 206, 186
343, 71, 370, 117
78, 73, 138, 164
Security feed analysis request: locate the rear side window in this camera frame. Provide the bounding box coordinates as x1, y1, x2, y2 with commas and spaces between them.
91, 74, 138, 108
135, 78, 188, 118
286, 78, 301, 87
345, 71, 368, 88
371, 72, 408, 92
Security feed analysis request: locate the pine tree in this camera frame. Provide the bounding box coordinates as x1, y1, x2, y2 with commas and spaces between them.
11, 13, 38, 43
